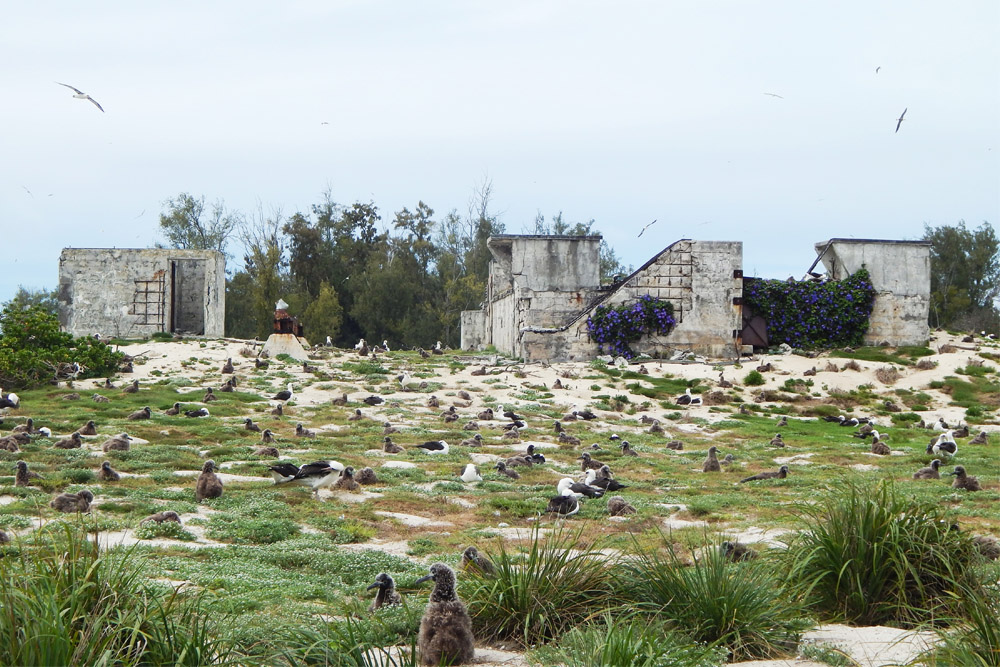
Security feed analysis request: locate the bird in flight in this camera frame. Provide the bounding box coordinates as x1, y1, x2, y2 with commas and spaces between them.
875, 66, 881, 74
55, 82, 104, 112
637, 219, 657, 238
895, 107, 907, 133
763, 92, 784, 99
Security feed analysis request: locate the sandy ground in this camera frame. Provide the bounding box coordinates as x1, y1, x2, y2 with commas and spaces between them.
17, 331, 995, 666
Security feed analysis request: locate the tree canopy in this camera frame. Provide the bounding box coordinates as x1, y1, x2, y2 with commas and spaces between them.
923, 221, 999, 330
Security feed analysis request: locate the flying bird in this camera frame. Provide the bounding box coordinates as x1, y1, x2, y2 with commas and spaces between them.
55, 82, 104, 112
637, 219, 657, 238
895, 107, 907, 133
763, 92, 784, 99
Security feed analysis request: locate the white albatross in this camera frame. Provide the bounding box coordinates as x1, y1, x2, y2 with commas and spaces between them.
56, 82, 104, 112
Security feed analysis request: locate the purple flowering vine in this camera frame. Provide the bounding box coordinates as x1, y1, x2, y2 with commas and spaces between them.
586, 294, 676, 358
743, 268, 876, 349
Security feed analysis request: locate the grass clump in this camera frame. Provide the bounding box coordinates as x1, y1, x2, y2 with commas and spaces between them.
744, 370, 766, 386
461, 528, 616, 645
530, 613, 725, 667
915, 581, 1000, 666
0, 524, 242, 666
786, 478, 987, 627
623, 531, 807, 660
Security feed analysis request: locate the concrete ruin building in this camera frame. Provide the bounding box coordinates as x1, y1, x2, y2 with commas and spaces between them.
460, 235, 930, 361
58, 248, 225, 338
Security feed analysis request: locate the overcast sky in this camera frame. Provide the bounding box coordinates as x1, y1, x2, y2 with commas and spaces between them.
2, 2, 997, 305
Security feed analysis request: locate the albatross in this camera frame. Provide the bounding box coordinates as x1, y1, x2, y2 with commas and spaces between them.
56, 82, 104, 112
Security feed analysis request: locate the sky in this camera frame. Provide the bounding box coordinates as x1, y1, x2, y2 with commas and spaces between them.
2, 1, 998, 305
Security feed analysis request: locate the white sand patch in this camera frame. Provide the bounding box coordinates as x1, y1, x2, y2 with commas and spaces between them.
729, 661, 826, 667
374, 511, 453, 527
774, 453, 815, 465
337, 539, 413, 560
321, 490, 383, 503
479, 525, 552, 541
726, 526, 792, 546
381, 460, 417, 469
448, 497, 477, 509
469, 453, 502, 465
663, 513, 708, 530
0, 496, 18, 506
801, 624, 939, 667
851, 463, 880, 471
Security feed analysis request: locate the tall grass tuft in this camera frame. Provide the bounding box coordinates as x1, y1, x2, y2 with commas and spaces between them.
786, 478, 986, 627
0, 525, 242, 666
271, 610, 420, 667
916, 582, 1000, 666
622, 530, 807, 661
460, 527, 617, 646
530, 612, 726, 667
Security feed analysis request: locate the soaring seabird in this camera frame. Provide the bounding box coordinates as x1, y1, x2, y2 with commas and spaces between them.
417, 440, 449, 454
56, 82, 104, 112
895, 107, 907, 133
366, 573, 402, 612
415, 563, 475, 666
195, 460, 223, 501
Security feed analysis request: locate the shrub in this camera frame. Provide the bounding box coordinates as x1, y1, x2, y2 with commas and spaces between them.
744, 370, 765, 386
0, 305, 123, 389
742, 269, 876, 349
874, 366, 900, 385
461, 528, 617, 645
786, 479, 987, 626
587, 295, 676, 359
622, 531, 808, 661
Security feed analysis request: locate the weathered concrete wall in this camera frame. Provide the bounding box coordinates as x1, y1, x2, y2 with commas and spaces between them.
58, 248, 225, 338
525, 240, 743, 361
460, 310, 486, 350
817, 239, 930, 346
